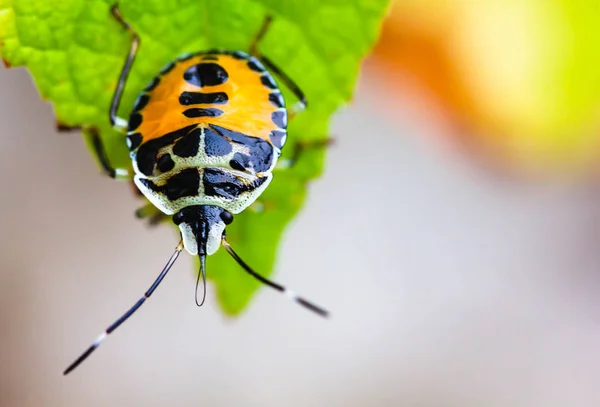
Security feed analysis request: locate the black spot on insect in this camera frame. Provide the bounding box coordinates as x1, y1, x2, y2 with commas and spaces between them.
135, 124, 197, 176
183, 108, 224, 118
201, 55, 219, 61
271, 110, 287, 128
204, 127, 233, 157
247, 58, 265, 72
133, 94, 149, 112
260, 74, 278, 89
210, 124, 274, 172
140, 169, 200, 201
183, 63, 228, 87
163, 169, 201, 200
231, 51, 247, 60
203, 168, 267, 200
269, 130, 286, 149
164, 169, 200, 200
203, 168, 243, 199
230, 152, 255, 172
229, 159, 246, 171
210, 124, 264, 145
145, 77, 160, 91
128, 112, 142, 131
156, 154, 175, 173
126, 133, 143, 151
160, 61, 176, 75
269, 92, 284, 108
173, 127, 202, 158
179, 91, 228, 105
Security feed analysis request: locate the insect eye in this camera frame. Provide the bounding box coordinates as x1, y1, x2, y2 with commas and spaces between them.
220, 211, 234, 225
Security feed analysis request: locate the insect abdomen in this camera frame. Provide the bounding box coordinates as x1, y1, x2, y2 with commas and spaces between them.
132, 124, 274, 215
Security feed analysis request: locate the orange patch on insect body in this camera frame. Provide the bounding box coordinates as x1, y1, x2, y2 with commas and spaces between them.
137, 54, 281, 146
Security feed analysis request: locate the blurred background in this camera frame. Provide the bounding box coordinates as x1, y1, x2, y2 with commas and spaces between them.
3, 1, 600, 406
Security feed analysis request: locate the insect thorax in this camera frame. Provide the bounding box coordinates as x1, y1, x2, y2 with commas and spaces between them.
132, 124, 276, 216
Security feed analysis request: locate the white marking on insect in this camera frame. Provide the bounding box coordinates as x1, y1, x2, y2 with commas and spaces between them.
114, 117, 128, 130
284, 289, 298, 300
93, 332, 107, 347
251, 57, 266, 71
276, 107, 288, 127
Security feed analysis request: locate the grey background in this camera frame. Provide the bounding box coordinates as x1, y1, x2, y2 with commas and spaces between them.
2, 62, 600, 406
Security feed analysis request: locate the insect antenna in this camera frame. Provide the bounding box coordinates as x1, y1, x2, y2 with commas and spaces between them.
195, 254, 207, 307
220, 237, 329, 318
63, 241, 184, 375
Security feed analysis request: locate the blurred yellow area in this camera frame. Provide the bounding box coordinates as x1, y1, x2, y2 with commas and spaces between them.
371, 0, 600, 177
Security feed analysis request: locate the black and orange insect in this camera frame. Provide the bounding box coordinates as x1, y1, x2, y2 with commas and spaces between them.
63, 6, 329, 375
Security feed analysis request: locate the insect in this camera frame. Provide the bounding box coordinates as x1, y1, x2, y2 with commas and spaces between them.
63, 6, 329, 375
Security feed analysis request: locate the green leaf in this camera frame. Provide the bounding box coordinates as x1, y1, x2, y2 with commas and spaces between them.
0, 0, 390, 315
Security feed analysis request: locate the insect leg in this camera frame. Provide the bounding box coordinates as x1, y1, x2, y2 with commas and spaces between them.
63, 241, 184, 375
249, 16, 307, 120
135, 202, 170, 226
260, 56, 307, 120
57, 124, 130, 179
109, 5, 140, 132
249, 15, 273, 57
221, 236, 329, 318
88, 128, 131, 179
